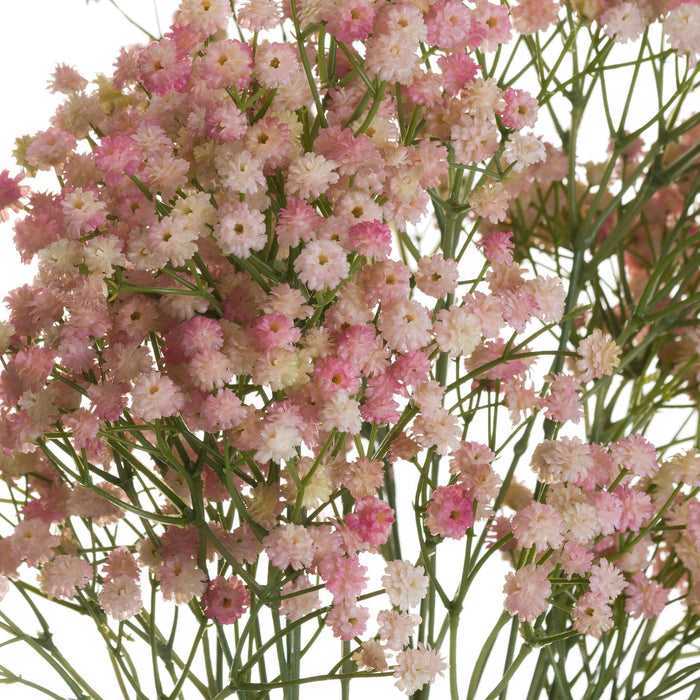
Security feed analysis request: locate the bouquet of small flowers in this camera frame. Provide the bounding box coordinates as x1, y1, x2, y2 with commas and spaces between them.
1, 0, 700, 697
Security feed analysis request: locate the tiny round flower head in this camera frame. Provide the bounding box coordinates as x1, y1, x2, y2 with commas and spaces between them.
214, 200, 267, 258
263, 523, 316, 571
319, 553, 368, 602
433, 306, 481, 358
382, 560, 429, 611
294, 239, 350, 291
625, 572, 669, 620
379, 300, 432, 353
601, 2, 645, 43
157, 555, 208, 605
425, 484, 474, 539
610, 434, 659, 479
0, 170, 29, 221
573, 591, 614, 638
286, 151, 339, 200
511, 502, 564, 551
130, 371, 185, 422
102, 546, 140, 582
11, 519, 61, 568
503, 562, 551, 623
352, 639, 389, 672
589, 559, 627, 602
346, 496, 395, 546
377, 608, 422, 651
575, 329, 621, 382
326, 600, 370, 641
202, 575, 250, 624
531, 437, 593, 485
99, 576, 143, 621
560, 541, 594, 578
414, 254, 459, 298
393, 643, 447, 696
664, 3, 700, 57
38, 554, 92, 599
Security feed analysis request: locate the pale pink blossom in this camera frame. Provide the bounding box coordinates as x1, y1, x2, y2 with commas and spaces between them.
511, 502, 564, 551
503, 563, 551, 622
382, 560, 429, 611
393, 643, 447, 695
263, 523, 316, 571
326, 600, 370, 640
625, 572, 669, 619
576, 330, 621, 382
38, 555, 92, 599
157, 555, 207, 605
99, 576, 143, 621
573, 592, 614, 637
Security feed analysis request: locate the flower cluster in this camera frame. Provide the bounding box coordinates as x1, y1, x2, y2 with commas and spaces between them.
1, 0, 700, 698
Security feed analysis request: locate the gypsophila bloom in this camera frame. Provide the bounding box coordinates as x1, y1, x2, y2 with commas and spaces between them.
573, 592, 614, 638
98, 576, 143, 621
576, 330, 621, 382
531, 437, 593, 484
38, 555, 92, 599
377, 608, 422, 651
352, 639, 389, 672
202, 575, 250, 624
503, 563, 551, 622
382, 560, 429, 611
511, 502, 564, 551
393, 643, 447, 696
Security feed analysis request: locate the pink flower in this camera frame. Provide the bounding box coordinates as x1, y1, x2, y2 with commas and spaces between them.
426, 0, 474, 49
294, 239, 350, 291
379, 300, 432, 353
531, 437, 593, 484
610, 434, 659, 478
348, 220, 392, 260
157, 555, 208, 605
326, 599, 370, 640
499, 87, 539, 130
38, 555, 92, 599
102, 546, 140, 582
263, 523, 316, 571
280, 574, 321, 621
254, 41, 300, 88
11, 519, 60, 567
0, 170, 29, 222
346, 497, 395, 546
377, 608, 422, 651
503, 563, 551, 622
425, 484, 474, 539
572, 592, 614, 637
589, 559, 627, 602
202, 575, 250, 624
393, 643, 447, 695
625, 572, 669, 619
195, 39, 253, 90
576, 330, 621, 382
542, 373, 583, 424
130, 371, 185, 422
511, 502, 564, 551
99, 576, 143, 621
319, 553, 368, 601
324, 0, 376, 41
616, 487, 654, 532
560, 541, 594, 578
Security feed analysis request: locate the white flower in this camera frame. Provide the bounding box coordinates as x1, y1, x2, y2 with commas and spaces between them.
382, 560, 429, 611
